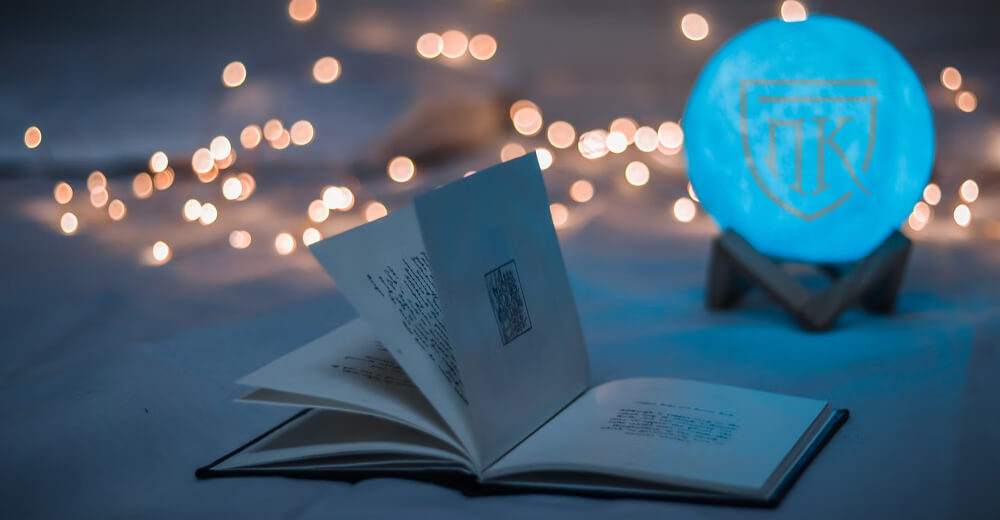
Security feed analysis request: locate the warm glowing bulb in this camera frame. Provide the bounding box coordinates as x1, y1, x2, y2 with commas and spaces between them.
578, 130, 609, 159
222, 177, 242, 200
387, 156, 415, 182
513, 107, 543, 136
569, 180, 594, 203
535, 148, 553, 170
275, 232, 296, 255
625, 161, 650, 186
923, 183, 942, 205
183, 199, 202, 222
60, 212, 78, 235
210, 136, 232, 161
468, 34, 497, 60
302, 227, 322, 246
953, 204, 971, 227
550, 203, 569, 229
365, 201, 388, 221
960, 179, 979, 203
87, 171, 107, 193
657, 121, 684, 148
290, 120, 314, 145
288, 0, 317, 23
440, 30, 468, 58
940, 67, 962, 91
547, 121, 576, 149
312, 56, 341, 83
500, 142, 527, 162
108, 199, 126, 221
149, 151, 169, 173
309, 199, 330, 222
416, 33, 444, 59
24, 126, 42, 149
606, 131, 628, 153
240, 125, 262, 149
780, 1, 808, 22
956, 91, 977, 112
673, 198, 697, 222
222, 61, 247, 88
681, 13, 709, 41
229, 230, 252, 249
54, 182, 73, 204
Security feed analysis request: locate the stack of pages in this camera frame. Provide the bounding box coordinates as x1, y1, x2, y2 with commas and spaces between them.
198, 154, 847, 505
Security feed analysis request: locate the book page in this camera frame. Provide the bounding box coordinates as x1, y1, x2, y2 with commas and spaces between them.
236, 318, 463, 454
484, 378, 827, 495
414, 154, 591, 468
308, 206, 476, 463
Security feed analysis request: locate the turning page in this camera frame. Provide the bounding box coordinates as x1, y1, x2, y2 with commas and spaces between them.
414, 154, 591, 467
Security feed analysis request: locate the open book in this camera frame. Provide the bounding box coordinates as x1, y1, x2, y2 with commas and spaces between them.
197, 154, 847, 505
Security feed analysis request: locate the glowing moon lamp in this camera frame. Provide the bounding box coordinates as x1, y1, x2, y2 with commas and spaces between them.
683, 15, 934, 263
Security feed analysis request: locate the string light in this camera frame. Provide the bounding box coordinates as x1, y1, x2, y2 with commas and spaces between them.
468, 34, 497, 60
54, 182, 73, 204
441, 30, 469, 58
681, 13, 709, 41
956, 91, 977, 112
302, 227, 322, 246
634, 126, 658, 152
940, 67, 962, 90
570, 180, 594, 203
183, 199, 202, 222
290, 120, 314, 145
313, 57, 341, 83
275, 232, 296, 255
953, 204, 971, 227
288, 0, 317, 23
535, 148, 553, 170
108, 199, 126, 221
151, 241, 171, 264
229, 230, 252, 249
673, 198, 697, 222
625, 161, 650, 186
550, 203, 569, 229
222, 61, 247, 88
960, 179, 979, 203
365, 201, 388, 221
24, 126, 42, 149
199, 203, 218, 225
547, 121, 576, 149
923, 183, 941, 205
780, 1, 808, 22
60, 212, 78, 235
240, 125, 262, 149
388, 156, 415, 182
500, 142, 527, 161
416, 33, 444, 59
150, 151, 169, 173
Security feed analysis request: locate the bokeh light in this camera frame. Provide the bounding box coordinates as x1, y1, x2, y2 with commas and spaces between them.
681, 13, 709, 41
150, 151, 169, 173
90, 188, 109, 208
953, 204, 971, 227
625, 161, 650, 186
956, 91, 977, 112
780, 1, 808, 22
54, 182, 73, 204
24, 126, 42, 149
535, 148, 553, 170
199, 203, 218, 226
923, 183, 941, 205
152, 241, 171, 264
288, 0, 317, 23
229, 230, 252, 249
509, 100, 539, 121
309, 199, 330, 222
908, 213, 927, 232
468, 34, 497, 60
500, 142, 527, 161
302, 227, 322, 246
236, 172, 256, 201
60, 212, 78, 235
263, 119, 284, 141
547, 121, 576, 149
108, 199, 126, 221
606, 132, 628, 153
290, 120, 314, 145
313, 57, 341, 83
388, 156, 415, 182
609, 118, 638, 144
657, 121, 684, 148
365, 201, 388, 221
634, 126, 658, 152
192, 148, 214, 174
687, 182, 699, 202
153, 168, 174, 190
133, 173, 153, 199
513, 106, 543, 136
550, 203, 569, 229
416, 33, 444, 59
960, 179, 979, 203
222, 177, 243, 200
222, 61, 247, 88
570, 180, 594, 203
210, 136, 232, 161
87, 171, 107, 193
940, 66, 962, 90
275, 232, 296, 255
673, 198, 697, 222
912, 201, 931, 223
240, 125, 262, 149
183, 199, 202, 222
441, 30, 468, 58
578, 130, 609, 159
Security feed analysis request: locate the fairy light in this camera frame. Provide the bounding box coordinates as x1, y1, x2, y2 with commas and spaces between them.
550, 203, 569, 229
290, 120, 314, 145
263, 119, 284, 141
625, 161, 650, 186
60, 212, 78, 235
54, 182, 73, 204
570, 180, 594, 203
199, 203, 218, 225
657, 121, 684, 148
210, 136, 232, 161
940, 67, 962, 90
468, 34, 497, 60
288, 0, 317, 23
673, 198, 697, 222
275, 232, 296, 255
365, 201, 388, 221
222, 177, 243, 200
953, 204, 971, 227
229, 230, 252, 249
152, 241, 171, 264
441, 30, 468, 58
416, 33, 444, 59
923, 183, 941, 205
108, 199, 126, 221
153, 168, 174, 190
183, 199, 202, 222
222, 61, 247, 88
192, 148, 214, 174
388, 156, 415, 182
960, 179, 979, 203
535, 148, 554, 170
302, 227, 322, 246
500, 142, 527, 162
609, 118, 638, 144
606, 131, 628, 153
87, 171, 107, 193
634, 126, 658, 152
547, 121, 576, 149
780, 1, 808, 22
313, 57, 341, 83
513, 106, 543, 136
687, 182, 699, 202
956, 91, 977, 112
90, 188, 109, 208
309, 199, 330, 222
240, 125, 262, 149
149, 151, 169, 173
681, 13, 709, 41
578, 130, 609, 159
24, 126, 42, 149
